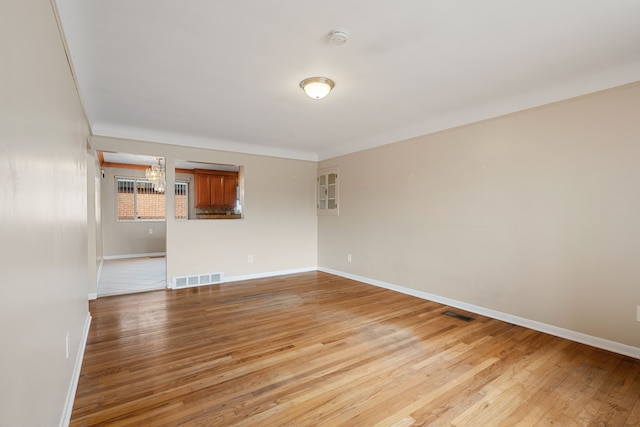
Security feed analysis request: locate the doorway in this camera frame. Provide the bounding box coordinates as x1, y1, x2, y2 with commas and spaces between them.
96, 151, 168, 297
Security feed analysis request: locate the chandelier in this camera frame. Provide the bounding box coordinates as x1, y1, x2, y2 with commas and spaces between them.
145, 158, 166, 193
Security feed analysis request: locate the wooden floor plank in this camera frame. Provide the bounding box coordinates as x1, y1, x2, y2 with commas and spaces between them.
71, 271, 640, 426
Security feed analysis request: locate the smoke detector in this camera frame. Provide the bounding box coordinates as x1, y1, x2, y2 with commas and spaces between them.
328, 30, 348, 46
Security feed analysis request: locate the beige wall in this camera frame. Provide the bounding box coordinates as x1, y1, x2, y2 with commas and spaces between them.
95, 155, 103, 285
92, 136, 318, 284
101, 166, 167, 257
319, 83, 640, 349
86, 152, 97, 296
0, 0, 91, 425
87, 152, 104, 298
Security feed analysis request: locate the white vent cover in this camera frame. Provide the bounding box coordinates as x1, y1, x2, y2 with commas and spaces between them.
172, 272, 223, 289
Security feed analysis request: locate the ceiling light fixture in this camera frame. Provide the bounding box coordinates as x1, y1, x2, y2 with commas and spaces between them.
299, 77, 335, 99
145, 157, 166, 193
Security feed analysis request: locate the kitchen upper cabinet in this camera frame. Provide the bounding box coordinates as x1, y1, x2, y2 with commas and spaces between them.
195, 170, 238, 208
223, 175, 238, 207
195, 173, 212, 207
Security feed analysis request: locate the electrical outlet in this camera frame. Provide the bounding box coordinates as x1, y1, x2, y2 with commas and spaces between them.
148, 228, 153, 234
637, 306, 640, 322
248, 255, 254, 263
347, 253, 352, 262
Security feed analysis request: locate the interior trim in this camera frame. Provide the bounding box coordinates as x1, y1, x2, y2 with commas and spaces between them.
318, 267, 640, 360
59, 313, 92, 427
103, 252, 166, 260
223, 266, 318, 284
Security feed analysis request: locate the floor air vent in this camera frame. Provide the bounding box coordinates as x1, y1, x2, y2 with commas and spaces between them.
173, 272, 223, 289
443, 310, 475, 322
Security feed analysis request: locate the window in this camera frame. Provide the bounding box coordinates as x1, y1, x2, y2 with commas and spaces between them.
117, 178, 188, 221
174, 182, 188, 220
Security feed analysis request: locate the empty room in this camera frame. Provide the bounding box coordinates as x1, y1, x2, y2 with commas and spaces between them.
2, 1, 640, 426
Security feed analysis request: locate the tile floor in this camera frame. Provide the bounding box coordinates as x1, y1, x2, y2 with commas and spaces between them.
98, 257, 167, 297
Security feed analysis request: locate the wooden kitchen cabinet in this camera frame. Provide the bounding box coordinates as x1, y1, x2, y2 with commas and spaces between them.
194, 170, 238, 208
195, 173, 212, 207
223, 176, 238, 207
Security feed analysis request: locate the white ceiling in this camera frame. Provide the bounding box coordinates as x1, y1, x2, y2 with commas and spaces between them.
56, 1, 640, 161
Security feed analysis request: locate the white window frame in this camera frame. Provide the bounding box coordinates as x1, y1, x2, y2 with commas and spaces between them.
174, 181, 189, 220
116, 178, 189, 221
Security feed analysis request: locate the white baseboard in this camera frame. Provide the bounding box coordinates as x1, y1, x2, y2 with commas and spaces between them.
59, 312, 92, 427
318, 267, 640, 360
220, 266, 318, 284
103, 252, 166, 260
170, 266, 317, 288
168, 267, 318, 290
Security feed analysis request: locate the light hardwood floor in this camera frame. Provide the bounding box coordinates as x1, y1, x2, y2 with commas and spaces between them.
71, 271, 640, 426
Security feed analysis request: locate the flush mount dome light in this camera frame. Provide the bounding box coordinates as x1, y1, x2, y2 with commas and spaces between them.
299, 77, 335, 99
